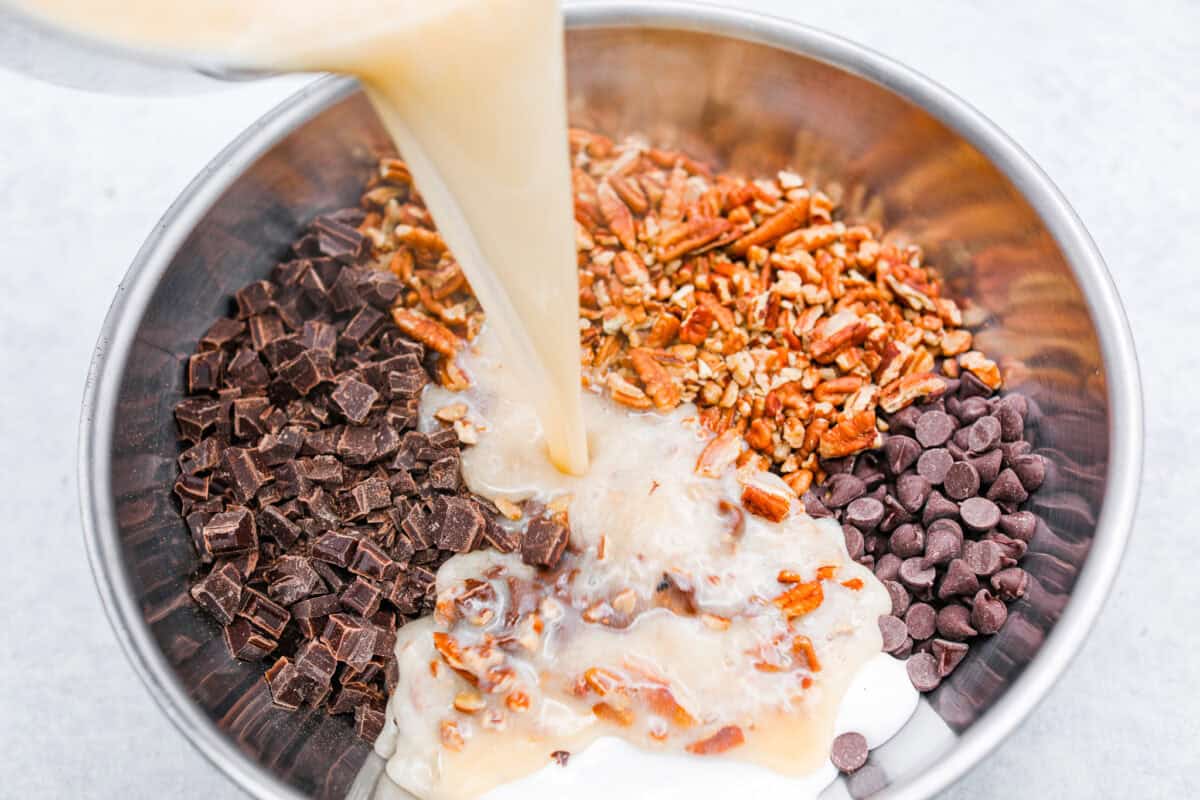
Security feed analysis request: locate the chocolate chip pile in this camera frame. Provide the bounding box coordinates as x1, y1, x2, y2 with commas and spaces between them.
172, 210, 566, 742
804, 375, 1041, 699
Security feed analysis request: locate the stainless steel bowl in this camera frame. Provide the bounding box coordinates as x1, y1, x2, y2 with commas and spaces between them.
80, 3, 1142, 798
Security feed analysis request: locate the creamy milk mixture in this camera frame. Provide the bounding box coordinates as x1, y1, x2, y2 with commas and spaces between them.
18, 1, 917, 795
368, 333, 913, 800
18, 0, 589, 474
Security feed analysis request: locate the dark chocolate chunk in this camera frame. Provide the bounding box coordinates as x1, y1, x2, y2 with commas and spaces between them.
202, 507, 258, 557
189, 562, 243, 624
188, 350, 224, 393
225, 618, 277, 662
221, 447, 273, 503
200, 317, 245, 350
341, 577, 383, 618
338, 424, 379, 465
279, 350, 335, 396
355, 703, 387, 741
314, 218, 367, 264
239, 587, 290, 639
248, 312, 286, 351
341, 306, 387, 349
437, 497, 486, 553
232, 396, 271, 440
174, 397, 224, 442
292, 593, 341, 620
178, 438, 222, 475
331, 377, 380, 424
522, 517, 568, 568
349, 538, 393, 580
312, 531, 359, 567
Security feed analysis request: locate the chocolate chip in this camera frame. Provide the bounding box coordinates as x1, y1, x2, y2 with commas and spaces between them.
922, 525, 961, 569
906, 652, 942, 691
831, 732, 869, 773
936, 604, 977, 640
970, 589, 1008, 634
883, 580, 910, 616
522, 517, 569, 568
889, 524, 925, 559
931, 639, 969, 677
990, 567, 1029, 600
904, 602, 937, 641
963, 539, 1005, 576
895, 474, 932, 514
995, 404, 1024, 441
967, 416, 1002, 453
845, 497, 885, 531
843, 525, 865, 560
921, 491, 959, 526
987, 468, 1029, 505
916, 448, 953, 485
967, 448, 1003, 485
943, 461, 980, 501
874, 553, 902, 582
898, 558, 936, 592
1012, 454, 1046, 492
823, 473, 867, 508
959, 496, 1000, 532
878, 615, 908, 654
937, 558, 979, 600
883, 435, 921, 475
1000, 439, 1032, 468
998, 510, 1037, 541
914, 411, 956, 448
954, 396, 989, 424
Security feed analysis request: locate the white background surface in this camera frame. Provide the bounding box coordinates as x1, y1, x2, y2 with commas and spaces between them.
1, 1, 1197, 797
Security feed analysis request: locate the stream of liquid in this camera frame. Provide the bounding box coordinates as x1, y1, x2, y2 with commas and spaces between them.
19, 0, 590, 474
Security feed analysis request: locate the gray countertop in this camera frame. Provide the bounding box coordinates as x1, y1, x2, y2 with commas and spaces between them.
1, 1, 1196, 796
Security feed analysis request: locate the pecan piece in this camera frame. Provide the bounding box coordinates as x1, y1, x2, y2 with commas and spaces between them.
739, 470, 793, 522
878, 372, 947, 413
678, 306, 714, 345
655, 217, 736, 263
819, 410, 880, 459
629, 348, 681, 410
686, 725, 745, 755
695, 430, 742, 478
606, 373, 653, 410
613, 251, 650, 286
809, 314, 870, 363
728, 202, 808, 256
644, 313, 681, 347
959, 350, 1003, 390
391, 308, 459, 357
598, 182, 637, 250
607, 174, 649, 216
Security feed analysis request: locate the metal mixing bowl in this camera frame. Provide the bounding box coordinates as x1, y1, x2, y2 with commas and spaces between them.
79, 3, 1142, 798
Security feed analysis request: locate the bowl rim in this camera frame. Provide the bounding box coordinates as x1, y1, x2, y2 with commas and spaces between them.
79, 3, 1143, 798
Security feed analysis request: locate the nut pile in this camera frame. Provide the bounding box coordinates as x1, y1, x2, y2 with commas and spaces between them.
172, 211, 565, 741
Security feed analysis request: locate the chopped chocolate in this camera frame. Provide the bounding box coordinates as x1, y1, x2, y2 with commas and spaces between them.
279, 350, 334, 396
187, 350, 224, 393
239, 587, 290, 639
200, 317, 245, 350
313, 531, 359, 568
341, 577, 383, 618
236, 280, 275, 319
174, 397, 224, 442
435, 496, 485, 552
189, 562, 242, 624
178, 438, 222, 475
349, 538, 393, 580
522, 517, 568, 569
202, 507, 257, 557
331, 377, 380, 424
221, 447, 273, 503
355, 702, 387, 741
225, 618, 278, 662
341, 306, 387, 349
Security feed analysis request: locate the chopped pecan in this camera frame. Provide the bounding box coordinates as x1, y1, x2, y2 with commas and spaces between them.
695, 430, 743, 478
606, 373, 653, 410
598, 182, 637, 250
728, 202, 808, 256
391, 308, 459, 357
656, 217, 736, 263
607, 174, 650, 216
739, 469, 793, 522
644, 313, 681, 347
613, 250, 650, 286
678, 306, 714, 345
959, 350, 1003, 389
686, 725, 745, 755
629, 348, 681, 409
819, 410, 880, 459
878, 372, 947, 413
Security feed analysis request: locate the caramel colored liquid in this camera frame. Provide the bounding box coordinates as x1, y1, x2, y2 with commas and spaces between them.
19, 0, 589, 474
